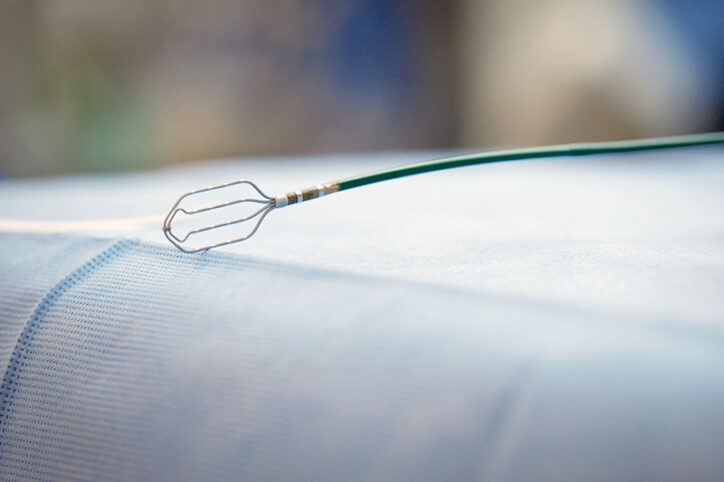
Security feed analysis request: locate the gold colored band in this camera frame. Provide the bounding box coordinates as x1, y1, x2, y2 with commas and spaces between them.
281, 182, 338, 206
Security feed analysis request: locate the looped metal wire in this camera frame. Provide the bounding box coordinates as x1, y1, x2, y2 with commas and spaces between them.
163, 180, 275, 253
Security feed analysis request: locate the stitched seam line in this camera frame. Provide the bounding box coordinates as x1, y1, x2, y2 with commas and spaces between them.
0, 239, 135, 451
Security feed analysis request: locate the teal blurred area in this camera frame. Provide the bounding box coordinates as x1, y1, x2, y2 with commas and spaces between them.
0, 0, 722, 177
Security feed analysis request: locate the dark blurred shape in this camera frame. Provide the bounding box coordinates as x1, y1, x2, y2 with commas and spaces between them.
658, 0, 724, 126
0, 0, 455, 177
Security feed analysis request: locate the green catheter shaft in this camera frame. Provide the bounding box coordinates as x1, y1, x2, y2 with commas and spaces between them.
334, 131, 724, 191
163, 132, 724, 252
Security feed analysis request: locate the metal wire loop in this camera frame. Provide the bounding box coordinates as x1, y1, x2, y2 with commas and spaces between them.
163, 180, 276, 252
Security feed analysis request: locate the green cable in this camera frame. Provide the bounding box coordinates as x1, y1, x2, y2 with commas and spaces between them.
164, 131, 724, 252
335, 131, 724, 191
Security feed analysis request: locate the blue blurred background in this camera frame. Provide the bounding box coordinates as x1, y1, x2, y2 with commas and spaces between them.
0, 0, 722, 177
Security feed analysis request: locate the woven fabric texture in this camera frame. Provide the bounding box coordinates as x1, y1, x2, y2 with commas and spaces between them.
1, 233, 723, 480
1, 146, 723, 480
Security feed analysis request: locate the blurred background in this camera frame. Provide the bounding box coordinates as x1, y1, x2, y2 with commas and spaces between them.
1, 0, 722, 177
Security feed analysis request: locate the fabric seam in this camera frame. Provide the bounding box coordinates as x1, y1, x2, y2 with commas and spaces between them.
0, 239, 135, 454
